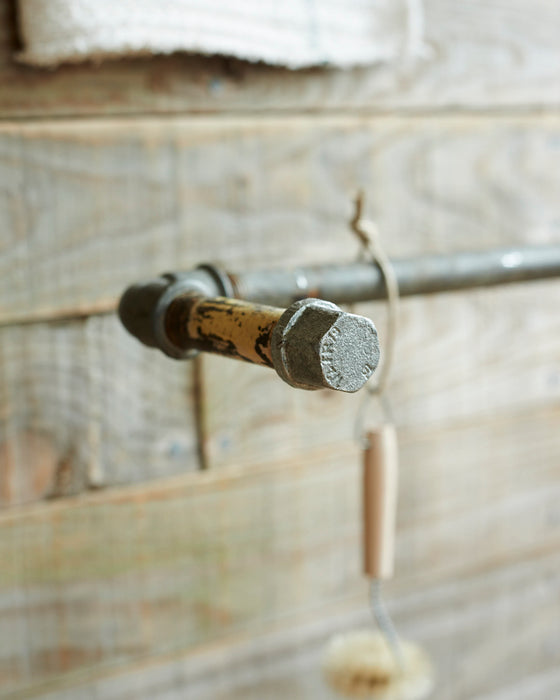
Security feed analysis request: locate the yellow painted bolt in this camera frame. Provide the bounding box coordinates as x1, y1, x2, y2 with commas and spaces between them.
164, 295, 379, 392
165, 295, 280, 368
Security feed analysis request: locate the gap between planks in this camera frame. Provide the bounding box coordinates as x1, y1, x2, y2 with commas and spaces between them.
1, 110, 560, 132
0, 300, 117, 328
1, 106, 560, 125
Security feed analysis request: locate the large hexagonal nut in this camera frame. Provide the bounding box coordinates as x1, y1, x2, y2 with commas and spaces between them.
271, 299, 380, 392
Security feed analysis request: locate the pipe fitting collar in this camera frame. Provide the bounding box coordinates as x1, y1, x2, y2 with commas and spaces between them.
119, 265, 230, 359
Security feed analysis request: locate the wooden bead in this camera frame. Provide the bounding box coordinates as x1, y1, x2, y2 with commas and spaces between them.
362, 425, 399, 580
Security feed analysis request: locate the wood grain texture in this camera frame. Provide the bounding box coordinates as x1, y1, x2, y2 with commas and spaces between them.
1, 114, 560, 323
41, 550, 559, 700
1, 0, 560, 118
0, 314, 198, 502
1, 405, 559, 696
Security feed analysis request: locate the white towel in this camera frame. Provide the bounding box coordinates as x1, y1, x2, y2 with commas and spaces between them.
17, 0, 423, 69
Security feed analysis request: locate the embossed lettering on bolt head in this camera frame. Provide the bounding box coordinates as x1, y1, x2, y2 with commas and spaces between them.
271, 299, 380, 392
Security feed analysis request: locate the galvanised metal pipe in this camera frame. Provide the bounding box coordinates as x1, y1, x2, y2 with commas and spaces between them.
228, 245, 560, 307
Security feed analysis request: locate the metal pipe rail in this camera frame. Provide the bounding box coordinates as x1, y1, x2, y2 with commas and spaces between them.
118, 244, 560, 392
228, 245, 560, 307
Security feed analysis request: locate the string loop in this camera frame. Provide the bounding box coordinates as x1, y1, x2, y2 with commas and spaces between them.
350, 192, 400, 443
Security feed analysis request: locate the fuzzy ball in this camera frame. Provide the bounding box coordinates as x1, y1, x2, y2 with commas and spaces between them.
322, 630, 433, 700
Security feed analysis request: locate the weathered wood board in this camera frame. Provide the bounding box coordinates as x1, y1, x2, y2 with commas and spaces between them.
1, 404, 559, 696
1, 0, 560, 118
40, 550, 559, 700
1, 115, 560, 324
0, 315, 198, 504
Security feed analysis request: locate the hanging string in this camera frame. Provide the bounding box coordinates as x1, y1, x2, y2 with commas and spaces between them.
371, 578, 404, 669
350, 192, 404, 669
350, 191, 400, 397
350, 192, 401, 445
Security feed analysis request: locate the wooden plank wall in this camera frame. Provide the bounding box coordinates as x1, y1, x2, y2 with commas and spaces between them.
0, 1, 559, 697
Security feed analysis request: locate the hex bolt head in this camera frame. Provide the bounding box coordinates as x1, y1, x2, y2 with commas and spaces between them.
271, 299, 380, 392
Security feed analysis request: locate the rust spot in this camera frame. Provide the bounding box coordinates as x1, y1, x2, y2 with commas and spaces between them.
0, 431, 59, 506
165, 293, 199, 348
227, 272, 242, 298
254, 324, 275, 367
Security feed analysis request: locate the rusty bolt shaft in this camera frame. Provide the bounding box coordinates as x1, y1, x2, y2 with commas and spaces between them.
165, 295, 280, 368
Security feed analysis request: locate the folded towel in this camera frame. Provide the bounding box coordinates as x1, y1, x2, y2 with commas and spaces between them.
17, 0, 423, 69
